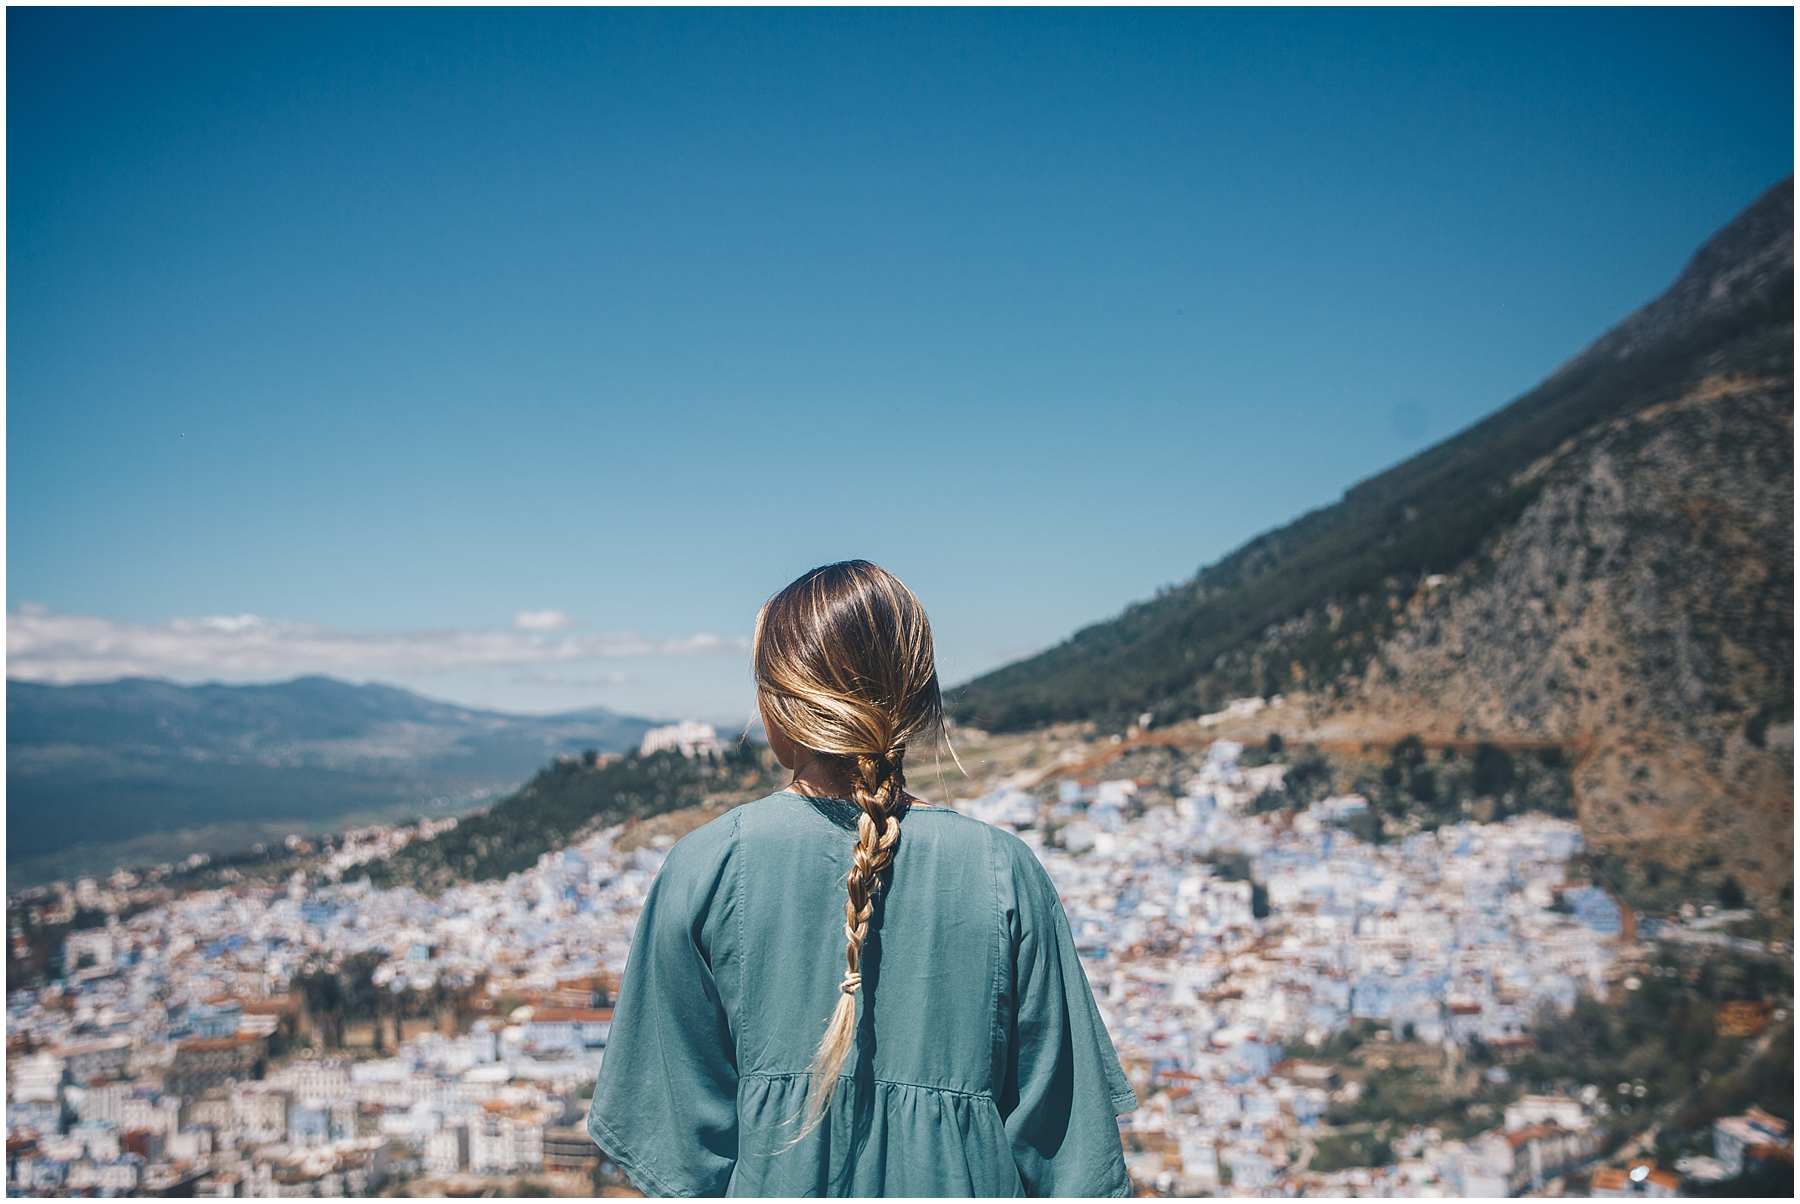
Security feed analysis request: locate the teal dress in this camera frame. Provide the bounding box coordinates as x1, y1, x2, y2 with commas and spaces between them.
587, 788, 1138, 1197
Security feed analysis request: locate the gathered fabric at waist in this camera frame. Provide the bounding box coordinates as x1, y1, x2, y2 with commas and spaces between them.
729, 1072, 1024, 1198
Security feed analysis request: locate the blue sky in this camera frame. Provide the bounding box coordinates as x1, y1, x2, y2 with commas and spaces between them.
6, 7, 1793, 722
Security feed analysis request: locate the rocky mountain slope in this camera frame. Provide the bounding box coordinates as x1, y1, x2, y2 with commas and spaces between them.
951, 177, 1794, 902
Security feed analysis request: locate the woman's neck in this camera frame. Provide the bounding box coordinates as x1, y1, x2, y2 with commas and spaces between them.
788, 755, 856, 802
787, 763, 932, 808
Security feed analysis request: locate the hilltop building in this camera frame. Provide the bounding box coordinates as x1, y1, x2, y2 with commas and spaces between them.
638, 721, 723, 758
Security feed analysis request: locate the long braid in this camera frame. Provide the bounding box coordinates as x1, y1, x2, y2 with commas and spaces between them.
786, 745, 905, 1143
752, 560, 950, 1147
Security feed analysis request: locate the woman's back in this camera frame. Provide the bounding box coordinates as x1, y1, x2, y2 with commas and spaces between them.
587, 787, 1137, 1196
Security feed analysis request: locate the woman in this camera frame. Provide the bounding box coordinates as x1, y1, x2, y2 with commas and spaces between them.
587, 560, 1137, 1196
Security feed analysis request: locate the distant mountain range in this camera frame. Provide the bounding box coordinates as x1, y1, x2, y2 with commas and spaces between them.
5, 674, 664, 884
950, 177, 1794, 902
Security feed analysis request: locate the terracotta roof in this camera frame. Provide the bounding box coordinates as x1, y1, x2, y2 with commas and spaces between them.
175, 1033, 262, 1053
1592, 1164, 1681, 1191
529, 1007, 614, 1023
1744, 1105, 1791, 1136
1506, 1123, 1561, 1149
240, 995, 299, 1016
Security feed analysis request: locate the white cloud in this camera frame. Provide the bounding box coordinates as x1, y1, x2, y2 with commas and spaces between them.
513, 609, 574, 631
195, 613, 268, 634
5, 605, 748, 685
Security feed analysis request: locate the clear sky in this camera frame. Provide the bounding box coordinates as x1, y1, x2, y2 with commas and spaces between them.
6, 7, 1793, 723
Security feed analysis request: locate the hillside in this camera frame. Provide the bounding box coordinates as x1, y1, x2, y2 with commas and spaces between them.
5, 674, 660, 884
949, 177, 1794, 901
369, 741, 780, 893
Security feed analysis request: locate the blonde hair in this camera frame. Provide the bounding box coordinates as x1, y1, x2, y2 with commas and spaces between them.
752, 560, 947, 1144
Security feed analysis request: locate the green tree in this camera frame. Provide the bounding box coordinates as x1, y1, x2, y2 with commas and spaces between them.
1718, 876, 1747, 909
1472, 743, 1516, 796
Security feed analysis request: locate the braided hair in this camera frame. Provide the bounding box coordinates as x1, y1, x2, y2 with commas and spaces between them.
751, 560, 947, 1143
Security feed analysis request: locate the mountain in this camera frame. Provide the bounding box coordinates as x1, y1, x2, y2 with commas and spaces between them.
950, 177, 1794, 901
5, 674, 660, 884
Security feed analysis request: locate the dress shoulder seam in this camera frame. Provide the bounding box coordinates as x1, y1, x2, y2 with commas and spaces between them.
985, 820, 1009, 1106
733, 803, 747, 1060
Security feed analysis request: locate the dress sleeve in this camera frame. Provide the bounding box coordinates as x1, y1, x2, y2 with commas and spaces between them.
998, 836, 1138, 1198
587, 812, 740, 1197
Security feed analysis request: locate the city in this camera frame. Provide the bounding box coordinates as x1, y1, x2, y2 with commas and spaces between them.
6, 729, 1790, 1196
